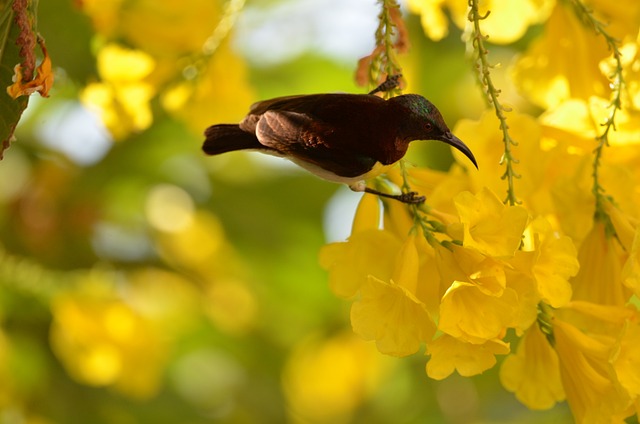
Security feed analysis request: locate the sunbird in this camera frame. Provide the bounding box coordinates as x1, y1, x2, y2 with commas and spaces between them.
203, 87, 476, 203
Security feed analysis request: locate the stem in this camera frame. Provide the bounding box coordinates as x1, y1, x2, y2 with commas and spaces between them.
569, 0, 624, 231
370, 0, 404, 97
202, 0, 246, 56
467, 0, 520, 206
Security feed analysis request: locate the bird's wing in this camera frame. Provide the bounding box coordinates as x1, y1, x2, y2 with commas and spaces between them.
255, 110, 328, 150
255, 110, 377, 178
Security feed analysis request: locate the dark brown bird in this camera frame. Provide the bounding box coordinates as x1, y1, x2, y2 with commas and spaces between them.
203, 92, 477, 203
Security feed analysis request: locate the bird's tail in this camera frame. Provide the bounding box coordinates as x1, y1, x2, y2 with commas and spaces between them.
202, 124, 264, 155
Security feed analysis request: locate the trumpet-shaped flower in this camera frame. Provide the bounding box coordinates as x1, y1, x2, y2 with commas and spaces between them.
351, 275, 436, 357
571, 221, 631, 305
553, 317, 632, 422
351, 236, 436, 356
500, 324, 565, 410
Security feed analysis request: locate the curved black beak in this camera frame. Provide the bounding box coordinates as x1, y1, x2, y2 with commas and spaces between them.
439, 131, 478, 169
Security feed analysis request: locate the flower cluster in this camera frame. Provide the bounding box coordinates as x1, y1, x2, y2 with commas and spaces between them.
78, 0, 254, 139
322, 0, 640, 421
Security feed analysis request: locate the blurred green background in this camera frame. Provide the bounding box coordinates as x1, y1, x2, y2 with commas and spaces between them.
0, 0, 573, 422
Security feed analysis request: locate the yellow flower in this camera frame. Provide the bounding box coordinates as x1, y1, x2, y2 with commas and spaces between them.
81, 0, 221, 57
426, 335, 509, 380
351, 236, 436, 356
282, 332, 391, 423
553, 317, 632, 423
50, 276, 168, 398
351, 275, 436, 356
514, 216, 578, 308
154, 210, 227, 274
512, 2, 611, 109
352, 193, 382, 234
406, 0, 468, 42
452, 111, 564, 216
454, 188, 529, 258
437, 244, 506, 297
500, 324, 565, 410
571, 221, 632, 305
162, 41, 255, 134
622, 226, 640, 297
612, 317, 640, 398
407, 0, 554, 43
541, 97, 640, 153
439, 281, 518, 343
319, 229, 402, 298
81, 44, 156, 139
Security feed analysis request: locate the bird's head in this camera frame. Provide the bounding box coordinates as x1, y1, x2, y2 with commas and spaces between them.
390, 94, 478, 168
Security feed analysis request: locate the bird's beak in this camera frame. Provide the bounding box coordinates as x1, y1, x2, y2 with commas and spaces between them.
440, 132, 478, 169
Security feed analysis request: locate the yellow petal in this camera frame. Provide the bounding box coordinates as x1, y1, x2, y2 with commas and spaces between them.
500, 324, 565, 410
455, 188, 529, 258
319, 229, 402, 298
352, 193, 381, 234
426, 335, 509, 380
439, 281, 518, 343
351, 276, 436, 357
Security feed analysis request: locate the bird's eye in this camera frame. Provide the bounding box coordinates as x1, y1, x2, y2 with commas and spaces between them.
425, 123, 433, 131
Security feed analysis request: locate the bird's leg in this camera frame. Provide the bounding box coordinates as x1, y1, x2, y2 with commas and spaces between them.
362, 187, 426, 204
368, 74, 402, 96
350, 182, 425, 204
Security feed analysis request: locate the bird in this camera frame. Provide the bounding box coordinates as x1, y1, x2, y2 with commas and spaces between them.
202, 90, 477, 203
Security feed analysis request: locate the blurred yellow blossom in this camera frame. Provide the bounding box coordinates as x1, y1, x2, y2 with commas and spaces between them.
162, 41, 255, 134
282, 332, 391, 423
76, 0, 124, 36
119, 0, 221, 57
407, 0, 553, 43
50, 274, 169, 398
500, 324, 565, 410
80, 0, 220, 57
206, 279, 258, 335
81, 44, 156, 139
79, 0, 254, 139
155, 210, 226, 273
426, 335, 509, 380
512, 2, 611, 109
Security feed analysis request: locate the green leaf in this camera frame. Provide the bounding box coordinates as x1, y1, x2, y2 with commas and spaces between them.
0, 0, 37, 158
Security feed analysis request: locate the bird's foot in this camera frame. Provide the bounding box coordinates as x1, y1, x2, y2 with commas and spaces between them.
360, 186, 425, 204
395, 191, 426, 204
